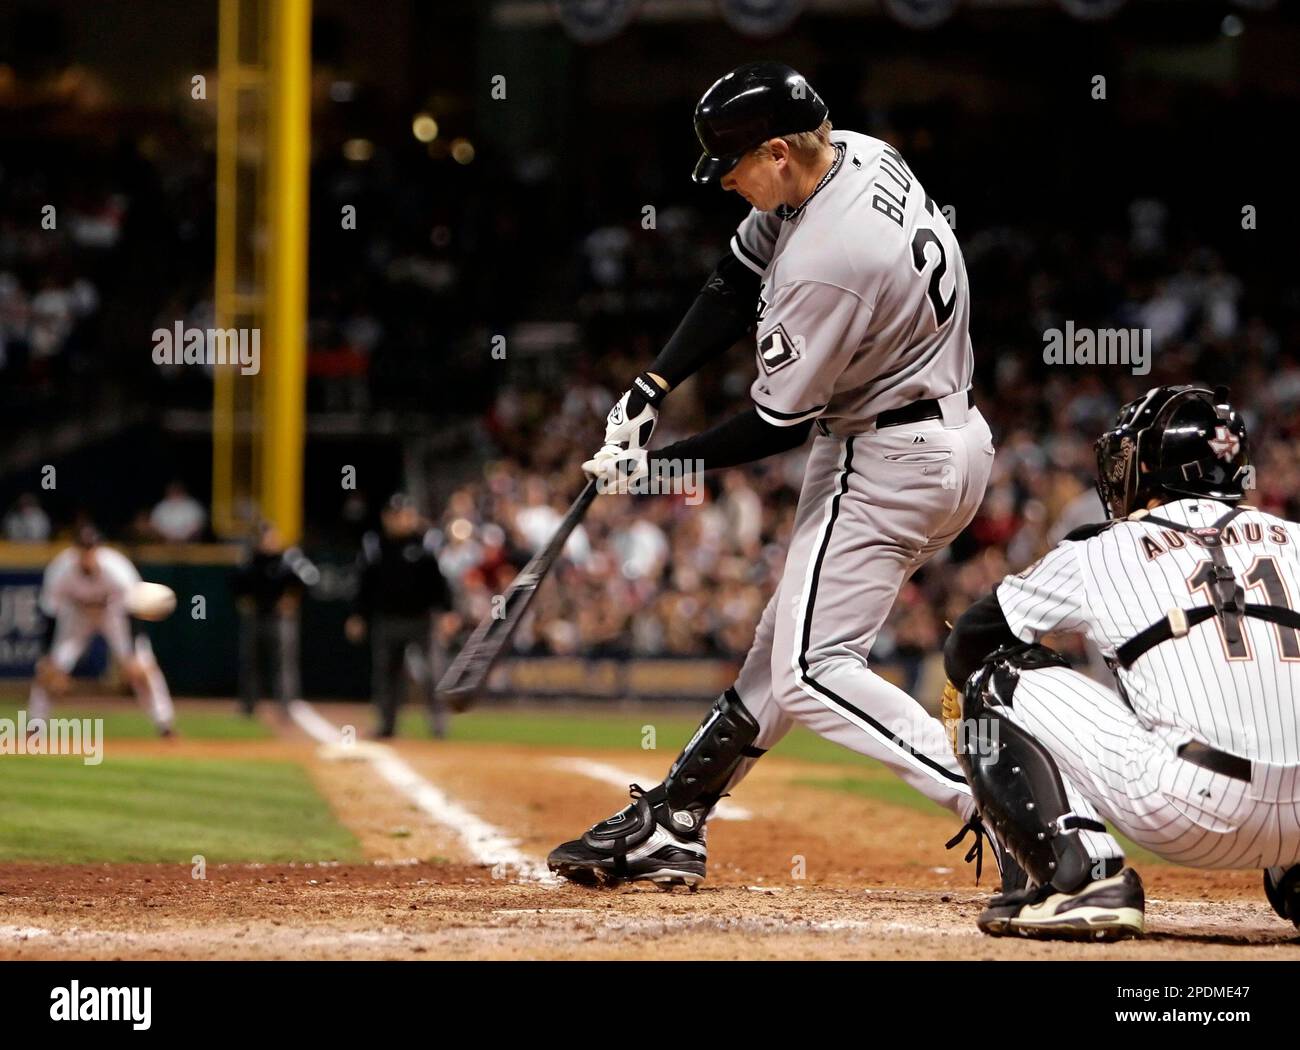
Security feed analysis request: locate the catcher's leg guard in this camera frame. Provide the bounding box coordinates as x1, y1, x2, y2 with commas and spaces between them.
548, 689, 761, 887
1264, 866, 1300, 928
956, 644, 1107, 894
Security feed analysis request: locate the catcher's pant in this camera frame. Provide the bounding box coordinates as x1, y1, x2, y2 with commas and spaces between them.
28, 609, 174, 729
1002, 665, 1300, 870
723, 398, 994, 822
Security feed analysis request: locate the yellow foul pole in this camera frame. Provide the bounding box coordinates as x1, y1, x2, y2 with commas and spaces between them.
262, 0, 311, 544
212, 0, 240, 539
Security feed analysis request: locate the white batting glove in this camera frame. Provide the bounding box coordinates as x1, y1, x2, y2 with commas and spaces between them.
599, 372, 667, 455
582, 445, 649, 490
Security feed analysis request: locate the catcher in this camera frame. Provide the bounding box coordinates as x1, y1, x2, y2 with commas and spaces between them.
942, 385, 1300, 940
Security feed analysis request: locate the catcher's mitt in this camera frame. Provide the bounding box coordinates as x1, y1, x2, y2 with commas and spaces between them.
940, 678, 962, 754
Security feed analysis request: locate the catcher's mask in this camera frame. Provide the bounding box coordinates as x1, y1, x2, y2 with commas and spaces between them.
1094, 384, 1251, 519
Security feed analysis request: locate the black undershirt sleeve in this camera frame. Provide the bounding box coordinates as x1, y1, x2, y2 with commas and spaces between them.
648, 251, 760, 388
651, 408, 812, 473
943, 591, 1021, 687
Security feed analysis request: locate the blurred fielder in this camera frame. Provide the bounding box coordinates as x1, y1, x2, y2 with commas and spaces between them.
28, 525, 175, 737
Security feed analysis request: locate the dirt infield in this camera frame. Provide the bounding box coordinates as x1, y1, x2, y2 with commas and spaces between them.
3, 706, 1299, 960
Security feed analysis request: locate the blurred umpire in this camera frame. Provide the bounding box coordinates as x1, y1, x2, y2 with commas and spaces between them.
345, 494, 454, 738
231, 522, 320, 717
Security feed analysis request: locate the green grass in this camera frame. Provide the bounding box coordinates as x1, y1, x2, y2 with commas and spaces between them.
400, 707, 866, 765
796, 774, 1168, 865
0, 697, 1162, 868
0, 700, 270, 741
793, 774, 950, 816
1105, 832, 1166, 866
417, 709, 1170, 863
0, 756, 360, 863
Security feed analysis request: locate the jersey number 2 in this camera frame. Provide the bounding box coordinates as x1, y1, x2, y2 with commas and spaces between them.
910, 198, 956, 329
1187, 555, 1300, 660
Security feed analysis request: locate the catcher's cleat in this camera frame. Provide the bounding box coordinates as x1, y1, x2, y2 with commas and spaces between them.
977, 867, 1145, 941
547, 784, 707, 889
1263, 865, 1300, 928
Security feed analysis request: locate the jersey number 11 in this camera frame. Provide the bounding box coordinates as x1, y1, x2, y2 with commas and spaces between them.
1188, 555, 1300, 661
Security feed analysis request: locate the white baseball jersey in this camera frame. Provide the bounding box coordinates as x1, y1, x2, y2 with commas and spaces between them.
999, 499, 1300, 766
30, 546, 173, 730
730, 130, 973, 431
695, 131, 995, 827
40, 546, 141, 619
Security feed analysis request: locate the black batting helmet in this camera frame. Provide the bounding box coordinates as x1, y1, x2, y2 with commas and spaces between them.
692, 62, 828, 185
1094, 385, 1251, 520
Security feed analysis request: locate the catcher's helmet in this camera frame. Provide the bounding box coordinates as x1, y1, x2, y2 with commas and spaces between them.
692, 62, 828, 185
1093, 385, 1251, 519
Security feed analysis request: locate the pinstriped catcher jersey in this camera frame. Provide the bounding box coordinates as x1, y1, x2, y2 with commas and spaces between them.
729, 130, 973, 431
998, 498, 1300, 766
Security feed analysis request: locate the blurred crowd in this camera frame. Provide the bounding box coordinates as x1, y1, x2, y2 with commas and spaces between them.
4, 54, 1297, 694
428, 179, 1299, 689
12, 143, 1296, 696
3, 481, 210, 544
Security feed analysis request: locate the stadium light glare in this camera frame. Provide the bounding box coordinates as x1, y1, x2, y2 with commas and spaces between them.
343, 138, 374, 162
412, 114, 439, 142
451, 138, 475, 165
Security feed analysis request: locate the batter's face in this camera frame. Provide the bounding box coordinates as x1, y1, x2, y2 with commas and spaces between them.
720, 140, 791, 213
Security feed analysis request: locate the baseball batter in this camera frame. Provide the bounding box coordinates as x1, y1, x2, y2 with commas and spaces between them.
549, 62, 1004, 888
943, 385, 1300, 939
28, 526, 175, 737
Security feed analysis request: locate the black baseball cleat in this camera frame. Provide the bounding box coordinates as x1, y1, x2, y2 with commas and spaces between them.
547, 784, 707, 890
977, 867, 1145, 941
1264, 865, 1300, 928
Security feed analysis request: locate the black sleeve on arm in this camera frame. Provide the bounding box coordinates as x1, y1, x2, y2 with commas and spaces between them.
652, 407, 812, 473
648, 251, 761, 388
943, 592, 1021, 687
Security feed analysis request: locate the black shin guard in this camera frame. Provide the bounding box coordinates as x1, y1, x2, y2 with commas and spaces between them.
651, 688, 763, 834
957, 645, 1106, 893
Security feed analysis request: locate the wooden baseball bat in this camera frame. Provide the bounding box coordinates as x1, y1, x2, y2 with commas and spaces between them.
436, 478, 598, 711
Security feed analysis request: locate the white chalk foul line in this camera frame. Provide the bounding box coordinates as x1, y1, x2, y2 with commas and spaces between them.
0, 926, 50, 940
550, 757, 751, 821
287, 700, 556, 884
287, 698, 344, 743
